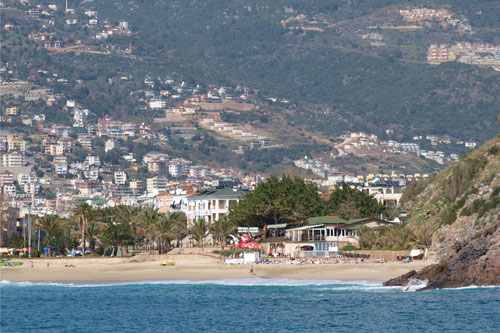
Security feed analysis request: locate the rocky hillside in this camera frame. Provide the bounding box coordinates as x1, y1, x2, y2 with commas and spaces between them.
386, 134, 500, 288
384, 223, 500, 289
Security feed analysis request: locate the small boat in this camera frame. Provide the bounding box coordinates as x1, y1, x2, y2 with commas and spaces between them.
160, 260, 175, 266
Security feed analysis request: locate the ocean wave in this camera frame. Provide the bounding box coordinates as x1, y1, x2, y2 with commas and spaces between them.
1, 278, 383, 288
2, 279, 498, 291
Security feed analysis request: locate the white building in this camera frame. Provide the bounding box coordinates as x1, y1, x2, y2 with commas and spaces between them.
146, 176, 169, 194
84, 168, 99, 181
149, 99, 166, 109
2, 151, 24, 167
168, 159, 191, 178
24, 182, 41, 195
18, 174, 37, 186
189, 166, 212, 179
105, 139, 118, 153
54, 163, 68, 175
186, 187, 246, 225
85, 155, 101, 166
3, 184, 16, 196
114, 171, 127, 185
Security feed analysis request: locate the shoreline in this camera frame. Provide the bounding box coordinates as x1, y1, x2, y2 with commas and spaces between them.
0, 259, 431, 283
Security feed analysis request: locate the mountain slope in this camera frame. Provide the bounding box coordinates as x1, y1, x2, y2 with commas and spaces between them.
385, 134, 500, 289
62, 0, 500, 142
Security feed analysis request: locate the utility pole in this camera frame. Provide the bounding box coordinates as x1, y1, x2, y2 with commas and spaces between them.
28, 185, 35, 258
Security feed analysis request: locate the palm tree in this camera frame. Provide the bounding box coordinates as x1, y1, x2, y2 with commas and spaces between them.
85, 221, 101, 252
190, 218, 209, 250
393, 227, 415, 249
33, 215, 67, 253
140, 205, 161, 253
170, 212, 188, 247
113, 205, 143, 247
211, 216, 236, 247
354, 225, 377, 249
151, 213, 177, 254
73, 202, 93, 256
413, 225, 433, 248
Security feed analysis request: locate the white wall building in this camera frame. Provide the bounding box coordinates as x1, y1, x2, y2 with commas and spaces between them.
114, 171, 127, 185
186, 187, 246, 225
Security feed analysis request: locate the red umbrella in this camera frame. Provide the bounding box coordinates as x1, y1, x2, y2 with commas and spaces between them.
235, 241, 263, 249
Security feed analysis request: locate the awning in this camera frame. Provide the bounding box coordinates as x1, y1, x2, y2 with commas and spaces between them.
266, 223, 287, 229
287, 224, 323, 231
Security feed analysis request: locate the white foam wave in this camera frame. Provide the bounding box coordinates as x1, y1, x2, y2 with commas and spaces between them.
439, 285, 500, 291
3, 279, 497, 291
1, 278, 383, 288
402, 278, 428, 292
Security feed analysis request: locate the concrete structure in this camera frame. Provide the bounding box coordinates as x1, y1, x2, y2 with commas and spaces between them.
2, 151, 25, 167
114, 171, 127, 185
146, 176, 169, 194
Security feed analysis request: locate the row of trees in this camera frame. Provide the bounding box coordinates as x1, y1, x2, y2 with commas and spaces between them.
356, 224, 434, 250
32, 203, 239, 256
229, 175, 387, 228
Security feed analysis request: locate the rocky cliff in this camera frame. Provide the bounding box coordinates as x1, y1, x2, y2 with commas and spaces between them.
386, 134, 500, 289
384, 223, 500, 289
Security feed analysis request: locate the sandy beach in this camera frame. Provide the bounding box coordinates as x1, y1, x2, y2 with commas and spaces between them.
1, 257, 431, 283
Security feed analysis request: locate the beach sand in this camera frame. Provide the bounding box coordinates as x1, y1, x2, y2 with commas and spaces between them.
1, 258, 431, 283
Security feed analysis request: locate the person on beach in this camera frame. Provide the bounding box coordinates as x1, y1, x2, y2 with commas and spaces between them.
250, 265, 254, 275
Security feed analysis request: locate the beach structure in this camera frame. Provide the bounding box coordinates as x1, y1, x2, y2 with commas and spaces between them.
267, 216, 393, 258
186, 187, 247, 226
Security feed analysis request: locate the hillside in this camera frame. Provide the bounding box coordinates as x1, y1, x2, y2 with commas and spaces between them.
386, 134, 500, 288
2, 0, 500, 174
4, 0, 500, 143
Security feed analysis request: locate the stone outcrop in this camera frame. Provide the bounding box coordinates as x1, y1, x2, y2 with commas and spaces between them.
384, 224, 500, 290
385, 135, 500, 290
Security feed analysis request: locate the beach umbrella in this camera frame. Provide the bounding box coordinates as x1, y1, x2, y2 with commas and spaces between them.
235, 241, 263, 250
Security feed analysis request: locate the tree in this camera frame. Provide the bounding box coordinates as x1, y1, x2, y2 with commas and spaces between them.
73, 202, 94, 256
151, 213, 176, 254
355, 226, 377, 250
170, 212, 188, 247
336, 197, 361, 220
85, 221, 101, 252
99, 212, 135, 256
33, 215, 67, 252
327, 184, 386, 219
229, 175, 325, 227
190, 218, 209, 250
413, 225, 433, 248
211, 216, 237, 246
140, 205, 161, 252
113, 205, 143, 245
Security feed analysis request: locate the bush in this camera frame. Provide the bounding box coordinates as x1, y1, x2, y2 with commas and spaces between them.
341, 245, 359, 251
441, 205, 458, 225
487, 145, 499, 155
460, 206, 472, 217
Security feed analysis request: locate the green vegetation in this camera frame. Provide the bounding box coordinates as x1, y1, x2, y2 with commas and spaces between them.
3, 0, 499, 157
229, 175, 325, 227
357, 223, 433, 250
327, 184, 387, 220
229, 175, 388, 227
340, 245, 360, 251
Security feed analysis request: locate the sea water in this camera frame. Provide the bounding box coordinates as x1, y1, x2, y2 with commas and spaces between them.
1, 279, 499, 332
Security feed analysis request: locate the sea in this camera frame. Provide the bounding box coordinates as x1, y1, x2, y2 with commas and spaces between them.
1, 279, 499, 332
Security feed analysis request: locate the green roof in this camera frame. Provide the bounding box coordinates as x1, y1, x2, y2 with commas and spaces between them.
306, 216, 348, 225
345, 224, 384, 230
188, 187, 248, 200
346, 218, 373, 224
